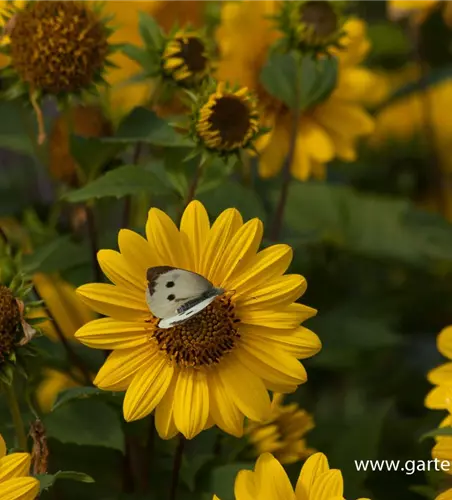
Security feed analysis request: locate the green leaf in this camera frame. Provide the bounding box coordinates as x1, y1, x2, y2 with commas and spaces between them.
138, 11, 164, 50
259, 52, 338, 110
43, 399, 125, 452
420, 427, 452, 441
63, 163, 174, 203
209, 463, 254, 500
410, 485, 437, 499
69, 135, 124, 179
198, 179, 267, 222
52, 387, 106, 411
37, 471, 95, 493
181, 453, 215, 492
328, 402, 391, 499
104, 107, 192, 147
0, 100, 34, 155
121, 43, 160, 74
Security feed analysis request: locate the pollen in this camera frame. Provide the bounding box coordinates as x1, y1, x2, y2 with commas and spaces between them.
153, 296, 240, 368
196, 83, 260, 152
9, 1, 109, 94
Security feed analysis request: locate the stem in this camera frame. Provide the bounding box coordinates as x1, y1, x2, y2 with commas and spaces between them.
122, 143, 143, 229
270, 61, 301, 241
2, 382, 28, 450
185, 158, 204, 208
85, 205, 102, 283
411, 23, 449, 216
169, 435, 185, 500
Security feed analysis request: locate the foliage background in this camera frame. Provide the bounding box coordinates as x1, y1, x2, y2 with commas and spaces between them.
2, 1, 452, 499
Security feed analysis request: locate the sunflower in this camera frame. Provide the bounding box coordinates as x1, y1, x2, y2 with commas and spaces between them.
0, 434, 39, 500
425, 326, 452, 410
246, 393, 315, 464
432, 413, 452, 474
212, 451, 370, 500
75, 201, 320, 439
216, 2, 375, 180
387, 0, 452, 25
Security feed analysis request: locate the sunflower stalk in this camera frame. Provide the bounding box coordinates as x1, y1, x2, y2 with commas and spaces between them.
169, 434, 186, 500
270, 54, 302, 241
2, 380, 27, 451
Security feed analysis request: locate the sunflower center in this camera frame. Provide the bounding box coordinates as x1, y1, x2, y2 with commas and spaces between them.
153, 296, 240, 368
299, 1, 338, 40
9, 1, 109, 94
178, 37, 207, 74
0, 285, 20, 362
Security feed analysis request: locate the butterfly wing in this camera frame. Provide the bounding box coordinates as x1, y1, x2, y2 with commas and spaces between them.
146, 266, 214, 319
158, 295, 220, 329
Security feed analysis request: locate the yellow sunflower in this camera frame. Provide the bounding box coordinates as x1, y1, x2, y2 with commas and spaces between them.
246, 393, 315, 464
75, 201, 320, 439
213, 451, 370, 500
425, 326, 452, 410
216, 2, 375, 180
388, 0, 452, 25
0, 434, 39, 500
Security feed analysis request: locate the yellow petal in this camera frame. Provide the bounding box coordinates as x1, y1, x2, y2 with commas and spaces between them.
234, 469, 258, 500
310, 470, 344, 499
428, 363, 452, 385
296, 452, 330, 500
208, 370, 244, 437
218, 356, 271, 422
258, 119, 289, 178
76, 283, 149, 322
254, 453, 296, 500
0, 477, 40, 500
146, 208, 187, 269
124, 353, 174, 422
214, 218, 263, 285
238, 303, 317, 329
94, 345, 156, 391
237, 275, 306, 310
436, 489, 452, 500
97, 249, 145, 292
155, 374, 179, 440
237, 338, 307, 389
201, 208, 243, 285
241, 325, 322, 359
118, 229, 158, 282
75, 318, 149, 350
0, 435, 6, 459
179, 200, 210, 273
0, 453, 31, 481
226, 244, 293, 296
173, 369, 209, 439
425, 386, 452, 410
438, 326, 452, 360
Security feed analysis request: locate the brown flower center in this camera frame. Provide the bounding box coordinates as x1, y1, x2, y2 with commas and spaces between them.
9, 1, 109, 94
176, 37, 208, 75
153, 296, 240, 368
0, 285, 20, 362
299, 1, 338, 39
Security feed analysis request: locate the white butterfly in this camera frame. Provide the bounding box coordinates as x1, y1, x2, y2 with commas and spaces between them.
145, 266, 225, 329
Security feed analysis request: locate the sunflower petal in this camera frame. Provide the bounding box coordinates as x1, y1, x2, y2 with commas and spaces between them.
209, 370, 244, 437
201, 208, 243, 284
155, 374, 179, 440
425, 386, 452, 410
75, 318, 149, 349
124, 353, 174, 421
0, 435, 5, 459
173, 369, 209, 439
438, 326, 452, 360
0, 477, 40, 500
428, 363, 452, 385
310, 470, 344, 500
295, 452, 330, 500
146, 208, 187, 268
254, 453, 296, 500
218, 356, 271, 421
97, 249, 145, 292
77, 283, 148, 321
234, 470, 258, 500
179, 200, 210, 273
238, 303, 317, 329
0, 454, 31, 481
94, 345, 156, 391
118, 229, 159, 281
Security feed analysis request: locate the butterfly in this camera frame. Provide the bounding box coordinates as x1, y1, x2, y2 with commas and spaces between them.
145, 266, 225, 329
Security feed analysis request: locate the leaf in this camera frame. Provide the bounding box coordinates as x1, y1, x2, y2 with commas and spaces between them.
37, 471, 95, 493
180, 453, 215, 492
52, 387, 106, 411
0, 100, 34, 155
43, 399, 125, 452
259, 52, 338, 110
105, 107, 192, 147
120, 43, 160, 75
198, 179, 267, 222
69, 135, 123, 179
420, 427, 452, 441
328, 402, 391, 499
63, 163, 175, 202
138, 11, 164, 50
209, 463, 254, 500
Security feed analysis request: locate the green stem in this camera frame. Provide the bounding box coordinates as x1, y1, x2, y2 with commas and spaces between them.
169, 435, 185, 500
2, 382, 28, 450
